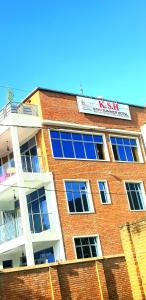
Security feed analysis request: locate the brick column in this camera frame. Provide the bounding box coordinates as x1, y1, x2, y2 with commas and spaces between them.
49, 266, 62, 300
96, 260, 109, 300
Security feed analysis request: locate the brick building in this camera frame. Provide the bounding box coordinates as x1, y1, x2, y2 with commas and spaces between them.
0, 87, 146, 268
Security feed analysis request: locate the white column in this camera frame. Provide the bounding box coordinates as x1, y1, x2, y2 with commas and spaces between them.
0, 260, 3, 269
11, 126, 34, 266
45, 176, 66, 261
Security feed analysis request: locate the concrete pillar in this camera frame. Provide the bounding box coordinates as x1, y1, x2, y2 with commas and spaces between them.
11, 126, 34, 266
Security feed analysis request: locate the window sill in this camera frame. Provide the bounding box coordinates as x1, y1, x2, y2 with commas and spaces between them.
101, 203, 112, 205
52, 157, 110, 162
130, 209, 146, 212
69, 211, 95, 215
112, 160, 144, 164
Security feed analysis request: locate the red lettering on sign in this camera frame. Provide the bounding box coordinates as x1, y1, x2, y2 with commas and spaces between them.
98, 101, 105, 109
113, 103, 119, 111
106, 102, 113, 109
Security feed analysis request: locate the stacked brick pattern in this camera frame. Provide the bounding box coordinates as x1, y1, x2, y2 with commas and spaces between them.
29, 90, 146, 259
0, 256, 132, 300
120, 217, 146, 299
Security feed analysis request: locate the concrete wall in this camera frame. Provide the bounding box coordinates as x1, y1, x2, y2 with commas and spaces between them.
120, 217, 146, 300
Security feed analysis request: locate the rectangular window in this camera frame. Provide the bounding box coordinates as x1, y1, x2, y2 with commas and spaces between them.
50, 131, 106, 160
110, 136, 140, 162
3, 260, 13, 269
74, 236, 101, 259
98, 181, 111, 204
125, 182, 145, 211
65, 181, 93, 213
27, 187, 50, 233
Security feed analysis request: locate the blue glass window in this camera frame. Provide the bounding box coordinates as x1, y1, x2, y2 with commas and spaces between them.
98, 181, 110, 204
110, 136, 139, 162
34, 247, 55, 264
50, 130, 105, 160
27, 187, 50, 233
62, 140, 74, 158
84, 143, 96, 159
65, 181, 90, 213
51, 140, 63, 157
74, 141, 85, 158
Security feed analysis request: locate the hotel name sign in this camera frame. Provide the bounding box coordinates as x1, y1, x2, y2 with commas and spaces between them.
77, 96, 131, 120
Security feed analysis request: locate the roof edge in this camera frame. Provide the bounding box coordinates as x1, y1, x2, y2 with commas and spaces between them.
22, 86, 145, 109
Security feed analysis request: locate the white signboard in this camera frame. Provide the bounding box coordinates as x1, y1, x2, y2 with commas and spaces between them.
77, 96, 131, 120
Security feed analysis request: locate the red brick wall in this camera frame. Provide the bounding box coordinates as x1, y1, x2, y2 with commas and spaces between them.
102, 256, 133, 300
0, 256, 132, 300
35, 90, 146, 259
0, 268, 52, 300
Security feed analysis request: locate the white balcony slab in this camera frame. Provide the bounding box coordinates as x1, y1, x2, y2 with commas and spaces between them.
31, 230, 60, 243
0, 172, 53, 206
0, 235, 25, 254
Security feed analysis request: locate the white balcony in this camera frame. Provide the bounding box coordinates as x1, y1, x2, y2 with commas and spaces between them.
0, 211, 60, 255
0, 102, 38, 123
0, 155, 46, 183
0, 217, 23, 244
0, 103, 42, 156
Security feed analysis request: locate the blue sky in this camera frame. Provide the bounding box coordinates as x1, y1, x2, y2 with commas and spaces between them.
0, 0, 146, 108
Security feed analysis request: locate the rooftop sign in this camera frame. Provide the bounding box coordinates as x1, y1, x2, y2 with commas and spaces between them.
77, 96, 131, 120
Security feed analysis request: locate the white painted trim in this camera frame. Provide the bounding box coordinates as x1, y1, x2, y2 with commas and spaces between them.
124, 180, 146, 211
72, 234, 102, 259
97, 180, 111, 204
63, 179, 95, 213
43, 119, 141, 136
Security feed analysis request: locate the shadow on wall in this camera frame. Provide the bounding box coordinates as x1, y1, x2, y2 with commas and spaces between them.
102, 257, 133, 300
0, 268, 51, 300
57, 262, 102, 300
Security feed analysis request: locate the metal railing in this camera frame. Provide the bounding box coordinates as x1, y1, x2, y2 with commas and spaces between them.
0, 156, 45, 183
0, 213, 52, 244
0, 217, 23, 244
0, 102, 38, 122
0, 159, 16, 183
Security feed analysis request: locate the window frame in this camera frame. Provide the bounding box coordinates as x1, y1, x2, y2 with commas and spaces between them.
73, 234, 102, 259
124, 180, 146, 211
63, 179, 95, 214
49, 129, 110, 161
97, 180, 111, 204
109, 134, 143, 163
27, 187, 50, 233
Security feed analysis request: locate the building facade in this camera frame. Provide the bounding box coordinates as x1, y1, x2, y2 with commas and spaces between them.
0, 87, 146, 268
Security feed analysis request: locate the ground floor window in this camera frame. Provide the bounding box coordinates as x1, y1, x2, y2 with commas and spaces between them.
34, 247, 55, 264
74, 236, 101, 259
3, 260, 13, 268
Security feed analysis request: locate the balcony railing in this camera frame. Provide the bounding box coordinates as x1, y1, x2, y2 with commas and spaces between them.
0, 156, 45, 183
0, 213, 52, 244
0, 217, 23, 244
0, 102, 38, 122
0, 159, 15, 183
